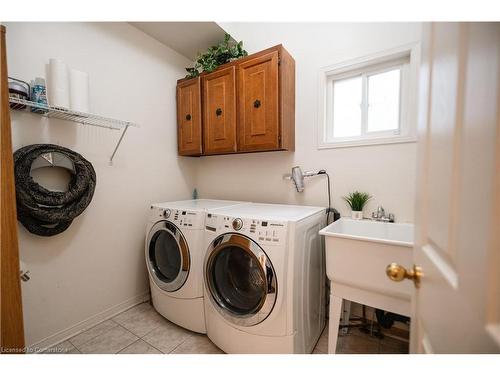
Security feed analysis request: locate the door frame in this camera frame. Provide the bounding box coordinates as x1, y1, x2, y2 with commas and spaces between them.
0, 24, 25, 354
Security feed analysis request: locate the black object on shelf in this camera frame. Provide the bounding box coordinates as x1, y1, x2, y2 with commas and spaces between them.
8, 76, 30, 109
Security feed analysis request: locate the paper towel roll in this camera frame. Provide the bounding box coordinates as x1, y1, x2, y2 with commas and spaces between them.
48, 58, 69, 109
69, 69, 89, 113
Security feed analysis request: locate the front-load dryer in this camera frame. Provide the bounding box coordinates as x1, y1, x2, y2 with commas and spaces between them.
145, 199, 247, 333
203, 203, 327, 353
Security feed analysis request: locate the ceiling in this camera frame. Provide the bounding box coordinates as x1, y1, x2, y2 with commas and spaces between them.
129, 22, 228, 61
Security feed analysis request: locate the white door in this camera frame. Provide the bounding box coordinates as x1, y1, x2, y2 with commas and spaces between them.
409, 22, 500, 353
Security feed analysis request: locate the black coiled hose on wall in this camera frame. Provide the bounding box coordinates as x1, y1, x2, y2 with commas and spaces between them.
14, 144, 96, 237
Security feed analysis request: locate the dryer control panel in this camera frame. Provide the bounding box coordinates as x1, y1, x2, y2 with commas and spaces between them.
205, 214, 287, 246
150, 206, 204, 230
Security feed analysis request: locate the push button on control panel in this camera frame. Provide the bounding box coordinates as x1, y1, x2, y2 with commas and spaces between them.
250, 220, 257, 233
254, 221, 285, 244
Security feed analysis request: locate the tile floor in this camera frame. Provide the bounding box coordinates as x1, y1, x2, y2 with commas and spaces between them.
314, 325, 410, 354
43, 302, 408, 354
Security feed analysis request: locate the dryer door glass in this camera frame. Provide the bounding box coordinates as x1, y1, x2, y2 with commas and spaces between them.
212, 245, 266, 315
206, 234, 277, 326
147, 221, 190, 292
150, 230, 181, 282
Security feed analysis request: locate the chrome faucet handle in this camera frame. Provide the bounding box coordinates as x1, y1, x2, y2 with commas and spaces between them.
376, 206, 385, 217
370, 207, 395, 222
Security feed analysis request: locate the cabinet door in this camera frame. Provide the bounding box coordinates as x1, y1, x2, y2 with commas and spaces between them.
238, 51, 279, 152
177, 77, 202, 156
203, 66, 237, 154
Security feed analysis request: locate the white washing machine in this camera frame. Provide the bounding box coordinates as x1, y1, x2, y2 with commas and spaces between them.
203, 203, 327, 353
145, 199, 247, 333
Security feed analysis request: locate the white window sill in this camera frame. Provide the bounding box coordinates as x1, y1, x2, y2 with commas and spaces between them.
318, 135, 417, 150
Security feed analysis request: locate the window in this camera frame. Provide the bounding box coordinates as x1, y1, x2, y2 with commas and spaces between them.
319, 46, 418, 148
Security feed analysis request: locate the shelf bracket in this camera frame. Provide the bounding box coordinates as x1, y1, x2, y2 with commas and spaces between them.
109, 124, 130, 165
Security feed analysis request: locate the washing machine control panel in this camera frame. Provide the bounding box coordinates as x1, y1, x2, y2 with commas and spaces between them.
206, 214, 287, 246
150, 206, 204, 230
250, 220, 287, 246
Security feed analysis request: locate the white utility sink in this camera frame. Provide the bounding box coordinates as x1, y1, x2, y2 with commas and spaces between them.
321, 217, 413, 247
319, 218, 414, 354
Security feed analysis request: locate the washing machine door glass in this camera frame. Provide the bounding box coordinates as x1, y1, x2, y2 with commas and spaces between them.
205, 233, 277, 327
147, 221, 190, 292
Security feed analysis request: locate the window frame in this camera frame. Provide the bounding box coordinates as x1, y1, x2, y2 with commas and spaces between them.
318, 43, 420, 149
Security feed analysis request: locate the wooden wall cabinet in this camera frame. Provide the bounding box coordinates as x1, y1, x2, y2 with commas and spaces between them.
177, 77, 202, 156
176, 45, 295, 156
239, 50, 280, 152
202, 66, 237, 154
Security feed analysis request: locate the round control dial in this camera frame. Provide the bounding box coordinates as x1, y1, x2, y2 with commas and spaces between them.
163, 209, 171, 219
232, 218, 243, 231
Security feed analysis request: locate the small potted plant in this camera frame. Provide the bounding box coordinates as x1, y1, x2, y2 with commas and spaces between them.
185, 34, 248, 78
343, 191, 372, 220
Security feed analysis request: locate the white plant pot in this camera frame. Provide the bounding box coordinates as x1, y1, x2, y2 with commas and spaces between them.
351, 211, 363, 220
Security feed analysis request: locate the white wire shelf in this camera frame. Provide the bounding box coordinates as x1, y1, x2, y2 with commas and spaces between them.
9, 96, 138, 130
9, 96, 139, 164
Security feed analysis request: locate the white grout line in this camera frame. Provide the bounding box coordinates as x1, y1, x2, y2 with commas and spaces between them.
58, 301, 221, 354
68, 322, 120, 351
61, 303, 148, 353
113, 320, 167, 354
37, 293, 150, 352
110, 303, 180, 354
116, 338, 142, 354
167, 335, 194, 354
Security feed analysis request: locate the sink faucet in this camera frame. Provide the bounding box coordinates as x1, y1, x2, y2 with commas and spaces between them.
371, 206, 395, 223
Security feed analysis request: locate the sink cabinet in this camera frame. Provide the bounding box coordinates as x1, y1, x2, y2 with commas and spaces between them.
176, 45, 295, 156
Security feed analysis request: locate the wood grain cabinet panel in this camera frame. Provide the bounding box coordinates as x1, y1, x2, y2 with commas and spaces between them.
177, 77, 202, 156
202, 66, 237, 154
176, 45, 295, 156
238, 51, 279, 152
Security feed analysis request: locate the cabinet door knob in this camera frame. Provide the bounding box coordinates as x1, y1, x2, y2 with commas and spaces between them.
254, 99, 261, 108
185, 114, 191, 121
215, 108, 223, 116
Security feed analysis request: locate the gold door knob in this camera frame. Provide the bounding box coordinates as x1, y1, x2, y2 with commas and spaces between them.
386, 263, 423, 288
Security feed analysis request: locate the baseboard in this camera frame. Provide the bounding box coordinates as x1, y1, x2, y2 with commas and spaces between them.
31, 291, 150, 353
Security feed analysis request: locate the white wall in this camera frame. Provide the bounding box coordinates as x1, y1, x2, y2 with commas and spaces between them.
5, 22, 197, 348
197, 23, 422, 222
5, 22, 421, 348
